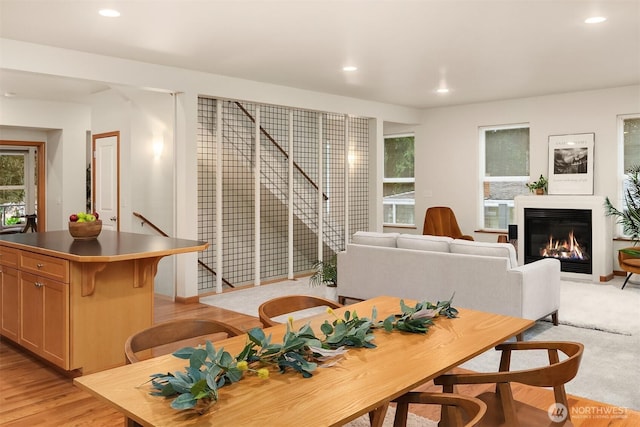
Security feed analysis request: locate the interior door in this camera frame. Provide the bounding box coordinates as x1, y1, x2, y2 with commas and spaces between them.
92, 132, 120, 232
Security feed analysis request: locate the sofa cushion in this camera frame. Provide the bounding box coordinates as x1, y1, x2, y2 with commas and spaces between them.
397, 234, 452, 252
450, 239, 518, 268
352, 231, 399, 247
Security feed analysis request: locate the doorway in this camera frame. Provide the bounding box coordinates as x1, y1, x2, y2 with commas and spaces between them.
92, 132, 120, 232
0, 140, 46, 233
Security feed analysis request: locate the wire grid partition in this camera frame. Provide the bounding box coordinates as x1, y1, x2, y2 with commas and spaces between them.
259, 105, 290, 280
197, 98, 217, 290
292, 110, 320, 275
349, 117, 370, 238
322, 115, 346, 261
196, 97, 369, 292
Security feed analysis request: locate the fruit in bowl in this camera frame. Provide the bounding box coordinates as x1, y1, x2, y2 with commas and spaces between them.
68, 212, 102, 239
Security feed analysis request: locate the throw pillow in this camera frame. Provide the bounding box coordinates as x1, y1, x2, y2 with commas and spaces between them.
449, 239, 518, 268
396, 234, 452, 252
352, 231, 399, 247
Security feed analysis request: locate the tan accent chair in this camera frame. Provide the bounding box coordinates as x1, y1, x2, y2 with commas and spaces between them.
392, 392, 487, 427
434, 341, 584, 427
258, 295, 342, 327
423, 207, 474, 240
124, 318, 243, 363
618, 247, 640, 289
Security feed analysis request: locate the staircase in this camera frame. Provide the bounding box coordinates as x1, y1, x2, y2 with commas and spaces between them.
222, 101, 344, 254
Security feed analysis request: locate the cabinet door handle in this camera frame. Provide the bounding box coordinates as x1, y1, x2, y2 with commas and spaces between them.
34, 282, 44, 288
36, 263, 44, 269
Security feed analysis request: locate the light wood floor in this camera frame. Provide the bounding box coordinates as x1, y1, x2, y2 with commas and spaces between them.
1, 296, 637, 426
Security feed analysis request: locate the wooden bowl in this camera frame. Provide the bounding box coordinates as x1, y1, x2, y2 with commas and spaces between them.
68, 220, 102, 239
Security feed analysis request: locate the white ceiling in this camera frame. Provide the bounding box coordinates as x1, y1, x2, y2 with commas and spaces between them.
0, 0, 639, 109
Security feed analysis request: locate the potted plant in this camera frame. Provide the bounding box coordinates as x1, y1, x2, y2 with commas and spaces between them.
309, 256, 338, 300
526, 174, 548, 195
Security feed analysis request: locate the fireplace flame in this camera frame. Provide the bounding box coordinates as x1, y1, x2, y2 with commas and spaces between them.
540, 231, 589, 260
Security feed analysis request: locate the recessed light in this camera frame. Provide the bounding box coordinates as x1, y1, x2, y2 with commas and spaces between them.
342, 66, 358, 72
4, 92, 16, 98
99, 9, 121, 18
436, 88, 450, 94
585, 16, 606, 24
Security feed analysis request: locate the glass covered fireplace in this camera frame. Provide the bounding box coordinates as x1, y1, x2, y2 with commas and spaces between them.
523, 208, 592, 274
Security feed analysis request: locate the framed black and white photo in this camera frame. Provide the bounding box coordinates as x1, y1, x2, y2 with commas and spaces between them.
548, 133, 594, 195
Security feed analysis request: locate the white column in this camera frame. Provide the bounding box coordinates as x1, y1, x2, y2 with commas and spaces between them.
344, 115, 350, 247
216, 99, 224, 293
254, 106, 261, 286
318, 114, 324, 261
288, 109, 295, 279
173, 91, 199, 299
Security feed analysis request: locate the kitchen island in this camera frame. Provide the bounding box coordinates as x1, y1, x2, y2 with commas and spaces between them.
0, 231, 207, 374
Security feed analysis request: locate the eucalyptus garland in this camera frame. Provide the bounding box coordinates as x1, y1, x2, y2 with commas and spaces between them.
148, 294, 457, 413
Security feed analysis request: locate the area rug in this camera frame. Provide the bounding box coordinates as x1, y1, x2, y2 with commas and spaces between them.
199, 276, 639, 411
200, 277, 640, 336
345, 406, 436, 427
549, 278, 640, 335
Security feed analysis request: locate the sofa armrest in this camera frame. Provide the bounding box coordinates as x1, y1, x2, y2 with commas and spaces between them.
509, 258, 561, 320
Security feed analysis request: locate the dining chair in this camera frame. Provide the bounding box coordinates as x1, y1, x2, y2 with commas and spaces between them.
124, 318, 244, 363
433, 341, 584, 427
392, 392, 487, 427
258, 295, 342, 327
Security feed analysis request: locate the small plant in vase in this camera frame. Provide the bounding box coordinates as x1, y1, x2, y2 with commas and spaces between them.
526, 174, 548, 195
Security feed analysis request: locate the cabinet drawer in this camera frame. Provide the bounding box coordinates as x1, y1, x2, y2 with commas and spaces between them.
0, 247, 20, 268
20, 252, 69, 283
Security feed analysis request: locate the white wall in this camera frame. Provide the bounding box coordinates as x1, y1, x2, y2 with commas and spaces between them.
412, 85, 640, 266
90, 87, 176, 296
0, 97, 90, 230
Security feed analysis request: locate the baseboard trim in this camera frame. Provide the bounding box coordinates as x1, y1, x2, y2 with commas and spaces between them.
175, 295, 200, 304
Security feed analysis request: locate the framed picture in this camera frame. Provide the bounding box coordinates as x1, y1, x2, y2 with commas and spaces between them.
548, 133, 594, 195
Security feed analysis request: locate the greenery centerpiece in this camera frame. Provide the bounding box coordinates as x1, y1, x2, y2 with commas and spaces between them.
526, 174, 548, 194
148, 295, 458, 414
605, 165, 640, 256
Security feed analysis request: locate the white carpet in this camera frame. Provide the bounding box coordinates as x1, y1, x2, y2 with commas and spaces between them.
549, 278, 640, 335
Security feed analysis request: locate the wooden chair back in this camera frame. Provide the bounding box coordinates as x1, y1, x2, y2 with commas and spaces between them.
258, 295, 342, 327
393, 392, 487, 427
434, 341, 584, 426
423, 206, 473, 240
124, 318, 244, 363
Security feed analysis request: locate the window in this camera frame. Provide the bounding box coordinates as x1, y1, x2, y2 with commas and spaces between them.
619, 114, 640, 236
0, 147, 37, 231
383, 134, 414, 226
480, 124, 530, 230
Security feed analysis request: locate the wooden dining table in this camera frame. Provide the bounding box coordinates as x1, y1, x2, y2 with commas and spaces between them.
74, 296, 534, 427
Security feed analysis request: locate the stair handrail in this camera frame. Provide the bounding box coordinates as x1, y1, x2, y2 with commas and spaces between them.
132, 211, 234, 289
233, 101, 328, 201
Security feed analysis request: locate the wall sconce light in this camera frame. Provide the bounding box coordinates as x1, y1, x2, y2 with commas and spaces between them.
153, 139, 164, 159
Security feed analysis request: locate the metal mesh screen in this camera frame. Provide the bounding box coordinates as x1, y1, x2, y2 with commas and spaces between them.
197, 97, 217, 290
197, 98, 369, 292
322, 114, 346, 261
259, 104, 290, 280
348, 117, 370, 238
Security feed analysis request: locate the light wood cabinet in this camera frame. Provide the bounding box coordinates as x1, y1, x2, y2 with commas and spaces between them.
19, 271, 69, 368
0, 231, 207, 374
0, 265, 20, 342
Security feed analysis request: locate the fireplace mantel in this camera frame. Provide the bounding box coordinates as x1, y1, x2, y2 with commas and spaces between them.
515, 195, 613, 282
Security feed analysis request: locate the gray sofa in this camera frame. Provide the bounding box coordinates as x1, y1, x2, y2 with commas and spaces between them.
337, 232, 560, 323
